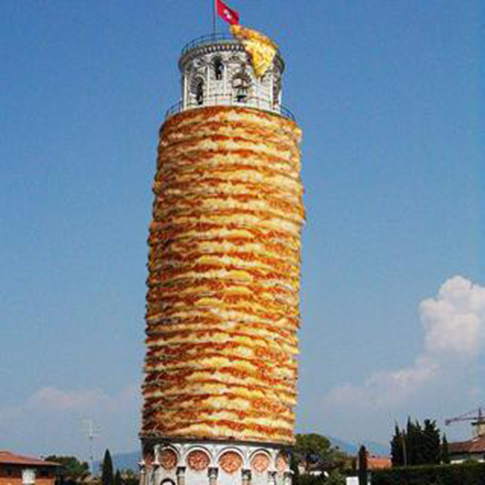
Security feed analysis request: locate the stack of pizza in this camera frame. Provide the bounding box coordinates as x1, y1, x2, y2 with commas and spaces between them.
142, 106, 304, 445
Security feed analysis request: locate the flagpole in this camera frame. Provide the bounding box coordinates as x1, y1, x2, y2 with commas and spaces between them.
212, 0, 216, 34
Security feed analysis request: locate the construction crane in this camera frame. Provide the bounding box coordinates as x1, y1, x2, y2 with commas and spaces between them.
445, 408, 485, 438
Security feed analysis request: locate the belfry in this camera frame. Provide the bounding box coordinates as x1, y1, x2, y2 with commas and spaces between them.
140, 18, 304, 485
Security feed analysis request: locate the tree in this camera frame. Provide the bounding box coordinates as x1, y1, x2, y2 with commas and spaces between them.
391, 418, 446, 467
44, 455, 89, 485
390, 424, 404, 467
357, 445, 368, 485
406, 418, 425, 465
293, 434, 347, 474
101, 450, 114, 485
422, 419, 441, 465
441, 435, 450, 464
290, 449, 301, 485
119, 470, 138, 485
325, 471, 346, 485
114, 470, 122, 485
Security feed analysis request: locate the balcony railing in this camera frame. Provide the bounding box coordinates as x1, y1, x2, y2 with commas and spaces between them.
165, 95, 295, 122
181, 33, 237, 56
180, 33, 283, 59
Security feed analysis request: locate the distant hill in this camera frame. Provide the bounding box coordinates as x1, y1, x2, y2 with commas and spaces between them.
95, 452, 140, 473
99, 439, 388, 472
329, 437, 389, 456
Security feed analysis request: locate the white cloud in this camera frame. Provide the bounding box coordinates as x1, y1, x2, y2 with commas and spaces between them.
29, 387, 108, 411
421, 276, 485, 356
0, 385, 140, 458
322, 276, 485, 415
323, 356, 439, 410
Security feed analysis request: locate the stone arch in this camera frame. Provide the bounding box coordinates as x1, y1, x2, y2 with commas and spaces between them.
274, 451, 290, 474
217, 447, 245, 474
185, 446, 212, 472
231, 71, 252, 103
272, 76, 282, 107
212, 56, 224, 81
190, 76, 205, 106
158, 446, 179, 471
249, 449, 271, 474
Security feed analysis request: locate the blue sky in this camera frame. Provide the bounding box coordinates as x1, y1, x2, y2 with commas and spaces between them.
1, 0, 483, 460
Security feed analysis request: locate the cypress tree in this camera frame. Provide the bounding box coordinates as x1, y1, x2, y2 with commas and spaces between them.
101, 450, 114, 485
290, 451, 300, 485
406, 418, 416, 465
114, 470, 122, 485
390, 424, 404, 467
357, 445, 368, 485
422, 419, 441, 464
441, 435, 451, 464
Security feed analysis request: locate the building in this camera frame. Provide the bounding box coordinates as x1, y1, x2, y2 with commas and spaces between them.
140, 26, 304, 485
449, 436, 485, 463
0, 452, 58, 485
366, 454, 391, 471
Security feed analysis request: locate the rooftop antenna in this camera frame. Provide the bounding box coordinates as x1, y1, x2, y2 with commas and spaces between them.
81, 419, 100, 475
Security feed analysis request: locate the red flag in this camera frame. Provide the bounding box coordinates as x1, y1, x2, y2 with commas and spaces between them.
216, 0, 240, 25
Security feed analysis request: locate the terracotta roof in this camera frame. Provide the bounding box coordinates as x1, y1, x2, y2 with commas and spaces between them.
449, 436, 485, 454
0, 451, 59, 467
367, 454, 391, 470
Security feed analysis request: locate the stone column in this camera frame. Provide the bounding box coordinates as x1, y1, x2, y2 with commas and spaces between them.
176, 467, 186, 485
208, 467, 218, 485
223, 61, 228, 100
242, 469, 251, 485
283, 471, 293, 485
152, 461, 160, 485
138, 463, 146, 485
268, 471, 277, 485
182, 74, 188, 110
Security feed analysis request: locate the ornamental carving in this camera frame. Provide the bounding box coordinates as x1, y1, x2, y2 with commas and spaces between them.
219, 452, 243, 474
187, 450, 210, 472
275, 453, 288, 473
160, 449, 178, 470
250, 453, 269, 473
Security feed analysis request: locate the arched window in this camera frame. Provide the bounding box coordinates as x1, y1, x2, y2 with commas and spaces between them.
272, 78, 281, 107
232, 73, 251, 103
213, 58, 224, 81
194, 78, 204, 105
161, 480, 175, 485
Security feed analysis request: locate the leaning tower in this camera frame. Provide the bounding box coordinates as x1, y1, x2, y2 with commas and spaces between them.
141, 32, 304, 485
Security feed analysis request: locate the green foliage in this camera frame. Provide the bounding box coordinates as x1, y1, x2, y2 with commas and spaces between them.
295, 475, 326, 485
118, 470, 138, 485
43, 455, 89, 484
372, 462, 485, 485
422, 419, 441, 465
391, 418, 443, 466
357, 446, 368, 485
294, 471, 346, 485
101, 450, 114, 485
114, 470, 122, 485
290, 448, 301, 483
390, 424, 404, 467
293, 433, 348, 473
325, 471, 346, 485
441, 435, 450, 465
121, 475, 138, 485
406, 418, 421, 465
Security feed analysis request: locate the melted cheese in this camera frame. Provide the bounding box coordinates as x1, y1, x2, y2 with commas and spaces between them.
142, 106, 303, 445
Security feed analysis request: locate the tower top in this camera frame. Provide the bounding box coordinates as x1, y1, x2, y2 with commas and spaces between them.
165, 33, 294, 121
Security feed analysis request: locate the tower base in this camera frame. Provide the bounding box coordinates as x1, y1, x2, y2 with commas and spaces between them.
140, 439, 292, 485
